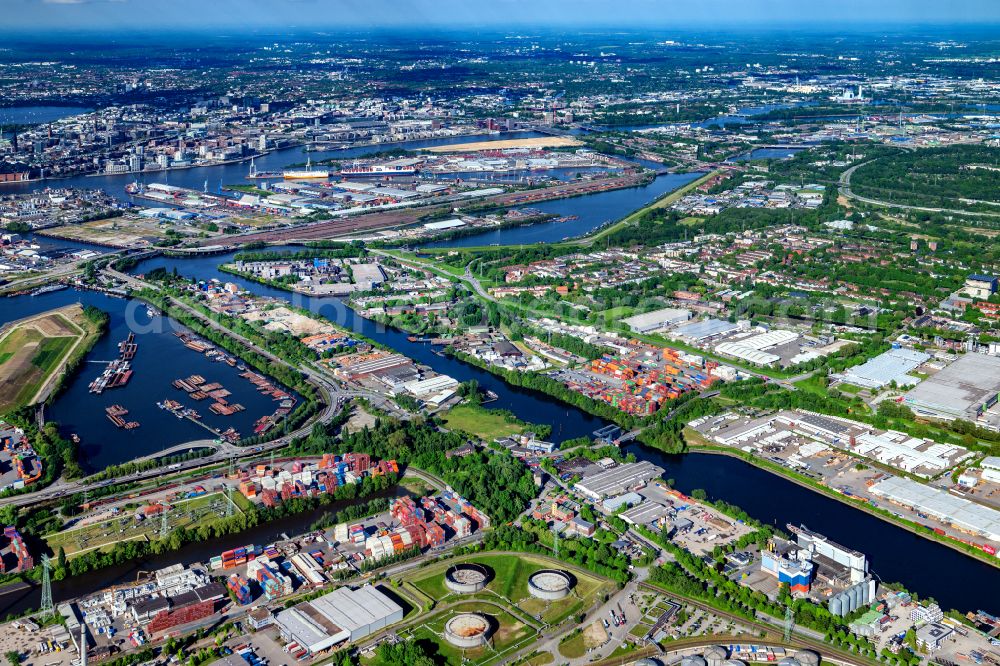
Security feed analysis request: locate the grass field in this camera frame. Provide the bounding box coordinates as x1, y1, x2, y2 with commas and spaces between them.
441, 404, 531, 441
46, 491, 241, 557
402, 600, 538, 666
0, 305, 92, 414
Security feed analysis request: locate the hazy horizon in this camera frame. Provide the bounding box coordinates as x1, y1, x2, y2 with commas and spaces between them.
9, 0, 1000, 32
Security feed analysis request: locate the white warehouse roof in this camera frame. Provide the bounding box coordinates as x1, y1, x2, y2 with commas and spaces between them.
870, 476, 1000, 543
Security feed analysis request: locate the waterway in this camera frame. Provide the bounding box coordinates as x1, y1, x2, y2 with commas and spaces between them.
2, 129, 997, 614
0, 105, 91, 125
418, 171, 704, 248
0, 288, 294, 471
0, 131, 551, 200
0, 485, 412, 618
127, 247, 1000, 614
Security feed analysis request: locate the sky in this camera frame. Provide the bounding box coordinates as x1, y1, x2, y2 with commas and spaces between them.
7, 0, 1000, 32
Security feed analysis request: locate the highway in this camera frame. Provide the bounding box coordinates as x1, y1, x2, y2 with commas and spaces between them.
839, 159, 1000, 218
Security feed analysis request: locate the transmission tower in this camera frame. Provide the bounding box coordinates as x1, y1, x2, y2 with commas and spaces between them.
160, 508, 169, 540
40, 554, 54, 618
552, 525, 559, 558
783, 605, 794, 642
270, 449, 275, 468
226, 485, 234, 517
228, 457, 235, 477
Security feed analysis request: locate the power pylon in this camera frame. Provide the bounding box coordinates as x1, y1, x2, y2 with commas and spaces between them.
226, 485, 234, 517
783, 605, 794, 642
40, 554, 53, 618
160, 508, 169, 540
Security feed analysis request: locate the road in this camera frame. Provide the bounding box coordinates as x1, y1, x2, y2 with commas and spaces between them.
839, 159, 1000, 218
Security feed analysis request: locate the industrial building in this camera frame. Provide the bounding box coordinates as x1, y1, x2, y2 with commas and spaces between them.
761, 550, 814, 593
792, 525, 868, 584
672, 318, 741, 343
714, 329, 798, 367
573, 461, 664, 500
622, 307, 691, 333
834, 347, 929, 389
274, 585, 403, 653
704, 409, 971, 477
870, 476, 1000, 543
982, 456, 1000, 484
903, 354, 1000, 430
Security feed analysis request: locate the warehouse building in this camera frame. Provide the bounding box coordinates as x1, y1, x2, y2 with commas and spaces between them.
870, 476, 1000, 542
274, 585, 403, 653
672, 318, 741, 343
982, 456, 1000, 484
574, 461, 664, 501
621, 307, 691, 333
834, 347, 929, 390
714, 329, 798, 367
903, 354, 1000, 430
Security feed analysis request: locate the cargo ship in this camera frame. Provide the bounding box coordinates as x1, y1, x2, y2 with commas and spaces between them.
282, 156, 329, 180
118, 332, 138, 360
338, 163, 418, 177
89, 332, 138, 393
105, 405, 139, 430
89, 359, 133, 394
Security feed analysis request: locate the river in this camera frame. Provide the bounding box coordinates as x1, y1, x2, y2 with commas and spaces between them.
0, 106, 91, 125
419, 171, 704, 248
3, 132, 998, 616
5, 238, 994, 615
0, 131, 553, 200
0, 485, 412, 618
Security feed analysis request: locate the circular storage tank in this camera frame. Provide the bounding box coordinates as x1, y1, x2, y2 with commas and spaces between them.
528, 569, 573, 600
796, 650, 821, 666
444, 613, 492, 648
723, 660, 748, 666
778, 657, 802, 666
445, 563, 490, 594
681, 656, 708, 666
635, 659, 664, 666
705, 645, 728, 666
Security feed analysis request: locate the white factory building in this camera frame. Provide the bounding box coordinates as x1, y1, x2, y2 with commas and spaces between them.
274, 585, 404, 653
621, 307, 691, 333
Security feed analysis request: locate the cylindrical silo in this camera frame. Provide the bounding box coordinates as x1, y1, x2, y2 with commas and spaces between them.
868, 579, 877, 604
848, 585, 861, 612
829, 595, 843, 617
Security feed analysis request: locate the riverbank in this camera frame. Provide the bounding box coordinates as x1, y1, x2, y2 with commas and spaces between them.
580, 168, 720, 246
682, 429, 1000, 570
0, 303, 107, 414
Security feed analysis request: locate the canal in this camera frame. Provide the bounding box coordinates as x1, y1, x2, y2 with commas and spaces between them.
44, 242, 995, 615
2, 131, 998, 615
0, 485, 413, 618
